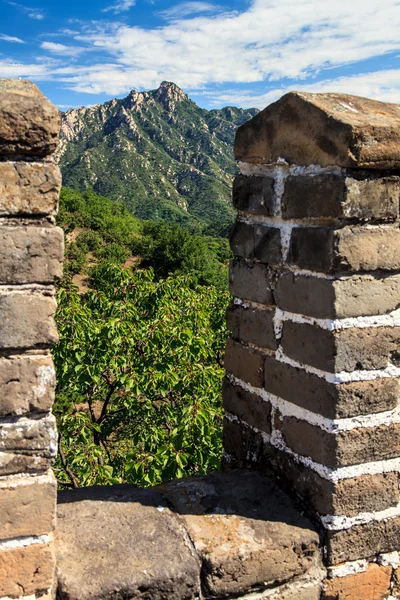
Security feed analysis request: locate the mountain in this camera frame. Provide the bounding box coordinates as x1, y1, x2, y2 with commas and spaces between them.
56, 82, 258, 236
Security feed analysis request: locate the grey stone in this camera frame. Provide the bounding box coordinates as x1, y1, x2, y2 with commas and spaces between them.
0, 162, 61, 216
229, 259, 275, 305
56, 485, 201, 600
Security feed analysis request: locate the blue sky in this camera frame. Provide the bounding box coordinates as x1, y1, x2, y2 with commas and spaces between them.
1, 0, 399, 110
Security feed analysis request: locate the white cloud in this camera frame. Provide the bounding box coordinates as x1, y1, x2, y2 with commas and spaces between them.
159, 2, 224, 21
0, 33, 25, 43
7, 1, 44, 20
40, 41, 87, 57
102, 0, 135, 14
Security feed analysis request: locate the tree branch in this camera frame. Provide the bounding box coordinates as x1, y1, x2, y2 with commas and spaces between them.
58, 432, 79, 488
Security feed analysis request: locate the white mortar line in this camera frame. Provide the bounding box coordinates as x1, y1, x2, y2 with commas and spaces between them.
0, 534, 50, 551
320, 504, 400, 531
238, 161, 344, 177
379, 551, 400, 569
274, 307, 400, 331
0, 471, 53, 489
327, 559, 369, 578
237, 213, 330, 228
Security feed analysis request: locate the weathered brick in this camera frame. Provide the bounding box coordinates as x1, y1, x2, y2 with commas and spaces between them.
222, 378, 271, 434
226, 303, 277, 349
323, 563, 392, 600
0, 414, 56, 455
232, 175, 275, 215
278, 416, 400, 467
0, 291, 58, 349
0, 354, 55, 417
0, 474, 56, 539
229, 259, 275, 305
264, 354, 398, 418
326, 516, 400, 564
288, 226, 400, 273
223, 415, 267, 468
0, 542, 55, 597
0, 225, 63, 284
0, 452, 51, 476
275, 271, 400, 318
230, 221, 281, 264
281, 321, 400, 373
0, 78, 60, 158
0, 162, 61, 216
224, 339, 265, 388
282, 174, 400, 221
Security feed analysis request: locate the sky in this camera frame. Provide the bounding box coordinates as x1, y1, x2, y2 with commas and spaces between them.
0, 0, 399, 111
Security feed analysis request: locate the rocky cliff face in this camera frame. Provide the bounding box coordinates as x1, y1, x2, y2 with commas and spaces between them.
57, 82, 258, 235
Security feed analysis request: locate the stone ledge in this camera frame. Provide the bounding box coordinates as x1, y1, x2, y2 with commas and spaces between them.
55, 471, 323, 600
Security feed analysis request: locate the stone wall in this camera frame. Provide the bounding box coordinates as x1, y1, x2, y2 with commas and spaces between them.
223, 91, 400, 598
0, 79, 62, 599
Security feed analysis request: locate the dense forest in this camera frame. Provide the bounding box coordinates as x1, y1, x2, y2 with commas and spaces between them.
53, 187, 231, 487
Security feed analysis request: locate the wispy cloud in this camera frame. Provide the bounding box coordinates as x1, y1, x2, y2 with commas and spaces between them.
40, 41, 87, 57
6, 1, 44, 20
0, 33, 25, 43
102, 0, 135, 14
159, 2, 224, 21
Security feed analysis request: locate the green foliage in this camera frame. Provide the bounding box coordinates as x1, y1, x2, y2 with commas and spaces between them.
53, 265, 229, 488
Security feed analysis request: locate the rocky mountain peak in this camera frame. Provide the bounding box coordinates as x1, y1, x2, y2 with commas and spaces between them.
153, 81, 188, 110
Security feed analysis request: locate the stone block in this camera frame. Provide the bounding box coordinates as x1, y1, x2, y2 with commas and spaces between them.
156, 471, 320, 599
230, 221, 281, 263
288, 226, 400, 273
0, 225, 64, 284
0, 451, 51, 476
282, 174, 400, 221
224, 339, 265, 388
0, 291, 58, 349
323, 563, 392, 600
281, 321, 400, 373
0, 79, 60, 158
56, 485, 201, 600
275, 271, 400, 318
0, 354, 55, 417
0, 414, 56, 455
222, 377, 271, 434
326, 517, 400, 564
232, 174, 275, 215
0, 473, 56, 539
229, 259, 275, 305
235, 91, 400, 169
226, 302, 277, 349
0, 542, 55, 598
0, 162, 61, 216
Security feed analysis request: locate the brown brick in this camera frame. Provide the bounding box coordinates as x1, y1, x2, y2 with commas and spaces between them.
326, 516, 400, 564
281, 321, 400, 373
224, 339, 265, 387
229, 259, 275, 305
222, 378, 271, 434
275, 271, 400, 318
230, 221, 281, 264
0, 78, 60, 158
0, 474, 56, 539
232, 175, 275, 215
0, 414, 56, 454
282, 174, 400, 222
0, 291, 58, 349
0, 452, 51, 476
288, 226, 400, 273
222, 415, 268, 468
0, 162, 61, 216
0, 354, 55, 417
226, 303, 277, 349
0, 225, 63, 284
323, 563, 392, 599
278, 416, 400, 467
0, 542, 55, 597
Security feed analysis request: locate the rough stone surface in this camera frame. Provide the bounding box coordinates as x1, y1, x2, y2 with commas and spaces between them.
275, 271, 400, 318
156, 471, 321, 599
235, 91, 400, 169
0, 225, 64, 283
222, 377, 271, 434
0, 451, 51, 476
230, 221, 281, 264
0, 414, 56, 454
282, 174, 400, 221
0, 542, 55, 598
225, 339, 265, 388
226, 303, 277, 349
56, 485, 201, 600
0, 79, 60, 158
232, 174, 275, 215
0, 291, 58, 349
0, 474, 56, 539
281, 321, 400, 373
229, 259, 275, 305
323, 563, 392, 599
0, 162, 61, 216
0, 354, 55, 417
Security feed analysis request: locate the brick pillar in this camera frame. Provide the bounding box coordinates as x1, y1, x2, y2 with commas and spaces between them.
223, 92, 400, 596
0, 80, 62, 599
